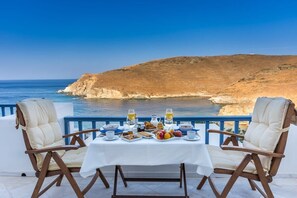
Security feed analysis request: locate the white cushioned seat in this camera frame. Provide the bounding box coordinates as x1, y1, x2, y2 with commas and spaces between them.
207, 97, 290, 173
17, 99, 86, 171
207, 145, 257, 173
48, 147, 87, 171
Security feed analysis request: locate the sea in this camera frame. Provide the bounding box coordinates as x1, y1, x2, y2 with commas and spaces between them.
0, 79, 221, 117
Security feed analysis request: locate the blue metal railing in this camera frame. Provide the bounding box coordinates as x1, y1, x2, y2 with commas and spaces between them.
64, 116, 251, 145
0, 104, 16, 117
0, 104, 252, 145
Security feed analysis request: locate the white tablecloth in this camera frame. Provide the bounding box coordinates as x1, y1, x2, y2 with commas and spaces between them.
80, 137, 213, 178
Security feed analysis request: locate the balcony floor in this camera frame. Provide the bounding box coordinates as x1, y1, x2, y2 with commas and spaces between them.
0, 175, 296, 198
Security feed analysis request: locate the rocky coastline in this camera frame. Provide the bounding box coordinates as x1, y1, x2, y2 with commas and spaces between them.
59, 55, 297, 115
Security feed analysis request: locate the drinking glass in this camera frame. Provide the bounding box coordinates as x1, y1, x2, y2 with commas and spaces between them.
127, 109, 137, 131
164, 108, 174, 127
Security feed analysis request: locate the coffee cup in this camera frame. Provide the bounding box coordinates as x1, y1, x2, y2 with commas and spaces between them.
106, 131, 115, 140
187, 130, 196, 139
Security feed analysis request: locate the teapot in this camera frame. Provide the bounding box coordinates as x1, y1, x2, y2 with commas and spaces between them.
150, 115, 160, 127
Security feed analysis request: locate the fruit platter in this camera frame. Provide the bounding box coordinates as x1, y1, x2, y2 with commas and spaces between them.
153, 130, 183, 141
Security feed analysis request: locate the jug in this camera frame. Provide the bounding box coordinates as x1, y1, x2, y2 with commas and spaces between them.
150, 115, 160, 127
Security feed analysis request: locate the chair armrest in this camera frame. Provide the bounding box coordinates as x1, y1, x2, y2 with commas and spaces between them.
25, 145, 80, 154
208, 129, 244, 138
63, 129, 99, 138
220, 145, 285, 158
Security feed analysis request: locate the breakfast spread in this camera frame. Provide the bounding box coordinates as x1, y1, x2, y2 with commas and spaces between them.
99, 117, 200, 142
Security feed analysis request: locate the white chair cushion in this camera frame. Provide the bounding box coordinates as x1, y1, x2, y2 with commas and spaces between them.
17, 99, 65, 169
48, 147, 87, 171
243, 97, 289, 170
207, 145, 258, 174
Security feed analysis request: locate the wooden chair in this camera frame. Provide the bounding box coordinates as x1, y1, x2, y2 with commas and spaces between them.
16, 99, 110, 198
197, 97, 297, 198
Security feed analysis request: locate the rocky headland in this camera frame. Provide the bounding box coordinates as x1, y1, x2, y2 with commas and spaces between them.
60, 55, 297, 115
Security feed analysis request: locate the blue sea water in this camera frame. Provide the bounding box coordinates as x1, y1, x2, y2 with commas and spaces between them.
0, 79, 221, 116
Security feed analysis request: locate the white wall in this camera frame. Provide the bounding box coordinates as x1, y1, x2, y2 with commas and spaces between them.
279, 124, 297, 176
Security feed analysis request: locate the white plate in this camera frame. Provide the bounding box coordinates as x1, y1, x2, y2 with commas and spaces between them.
183, 135, 200, 141
138, 132, 154, 139
121, 136, 142, 142
103, 136, 119, 141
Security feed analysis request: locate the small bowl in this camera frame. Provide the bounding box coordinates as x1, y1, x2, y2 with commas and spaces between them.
102, 124, 119, 131
179, 124, 193, 132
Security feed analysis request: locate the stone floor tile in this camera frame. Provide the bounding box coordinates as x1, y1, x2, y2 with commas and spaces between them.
0, 176, 297, 198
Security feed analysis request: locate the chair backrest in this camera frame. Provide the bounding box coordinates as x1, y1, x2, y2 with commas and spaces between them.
16, 99, 65, 171
243, 97, 295, 175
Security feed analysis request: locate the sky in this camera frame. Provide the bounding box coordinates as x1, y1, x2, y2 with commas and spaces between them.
0, 0, 297, 80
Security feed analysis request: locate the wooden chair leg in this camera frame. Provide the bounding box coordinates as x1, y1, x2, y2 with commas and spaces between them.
208, 177, 221, 198
117, 165, 127, 187
82, 170, 99, 194
247, 179, 256, 190
52, 152, 84, 198
221, 154, 252, 197
97, 168, 110, 188
252, 154, 274, 198
32, 152, 52, 198
250, 180, 270, 198
56, 174, 64, 186
197, 176, 208, 190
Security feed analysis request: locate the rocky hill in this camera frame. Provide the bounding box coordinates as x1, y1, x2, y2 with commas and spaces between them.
60, 55, 297, 115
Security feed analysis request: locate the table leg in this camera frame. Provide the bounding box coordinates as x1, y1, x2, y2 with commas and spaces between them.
179, 164, 182, 188
111, 164, 188, 198
112, 165, 119, 198
181, 163, 188, 197
117, 165, 128, 187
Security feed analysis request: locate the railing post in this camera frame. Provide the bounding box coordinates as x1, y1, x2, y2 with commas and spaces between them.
1, 107, 5, 117
234, 121, 239, 141
64, 118, 70, 145
78, 121, 83, 139
10, 107, 14, 115
219, 121, 225, 145
92, 121, 97, 140
205, 121, 210, 144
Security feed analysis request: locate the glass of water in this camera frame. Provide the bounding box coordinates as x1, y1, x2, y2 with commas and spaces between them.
127, 109, 137, 131
164, 108, 174, 127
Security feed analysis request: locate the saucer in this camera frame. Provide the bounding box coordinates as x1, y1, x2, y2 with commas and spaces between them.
183, 135, 200, 141
103, 136, 119, 141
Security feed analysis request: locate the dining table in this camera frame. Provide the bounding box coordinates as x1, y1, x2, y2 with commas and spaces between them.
80, 134, 214, 198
